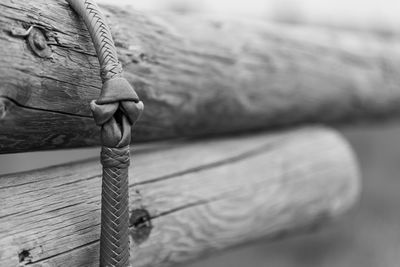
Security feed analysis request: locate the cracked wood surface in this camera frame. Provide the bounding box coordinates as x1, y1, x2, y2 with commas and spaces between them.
0, 127, 360, 267
0, 0, 399, 153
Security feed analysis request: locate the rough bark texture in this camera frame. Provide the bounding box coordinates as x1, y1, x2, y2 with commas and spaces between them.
0, 0, 399, 153
0, 127, 360, 267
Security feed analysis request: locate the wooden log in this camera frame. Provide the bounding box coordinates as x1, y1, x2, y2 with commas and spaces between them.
0, 1, 399, 153
0, 127, 360, 267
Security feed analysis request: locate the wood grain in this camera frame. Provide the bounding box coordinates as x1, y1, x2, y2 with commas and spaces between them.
0, 127, 360, 267
0, 1, 399, 153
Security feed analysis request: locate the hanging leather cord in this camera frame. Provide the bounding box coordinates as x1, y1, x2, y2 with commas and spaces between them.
66, 1, 144, 266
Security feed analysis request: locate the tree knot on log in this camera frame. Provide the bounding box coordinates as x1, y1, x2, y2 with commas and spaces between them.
130, 209, 152, 245
90, 77, 144, 147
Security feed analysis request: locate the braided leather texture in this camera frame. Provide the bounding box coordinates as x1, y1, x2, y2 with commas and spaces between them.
100, 147, 130, 267
66, 1, 144, 266
68, 0, 122, 81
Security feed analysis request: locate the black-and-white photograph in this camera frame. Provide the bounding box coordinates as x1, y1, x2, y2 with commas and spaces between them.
0, 0, 399, 266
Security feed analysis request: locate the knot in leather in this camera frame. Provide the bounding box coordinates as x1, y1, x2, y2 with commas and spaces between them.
101, 146, 130, 168
90, 77, 144, 148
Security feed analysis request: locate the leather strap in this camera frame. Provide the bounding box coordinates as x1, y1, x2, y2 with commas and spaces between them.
66, 1, 144, 266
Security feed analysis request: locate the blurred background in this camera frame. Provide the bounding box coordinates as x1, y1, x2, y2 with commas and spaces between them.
1, 0, 400, 266
97, 0, 400, 33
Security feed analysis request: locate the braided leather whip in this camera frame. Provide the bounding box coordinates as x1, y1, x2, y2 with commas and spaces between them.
66, 1, 144, 266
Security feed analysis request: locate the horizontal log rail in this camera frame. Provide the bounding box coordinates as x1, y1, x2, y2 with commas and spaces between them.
0, 1, 399, 153
0, 127, 360, 267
